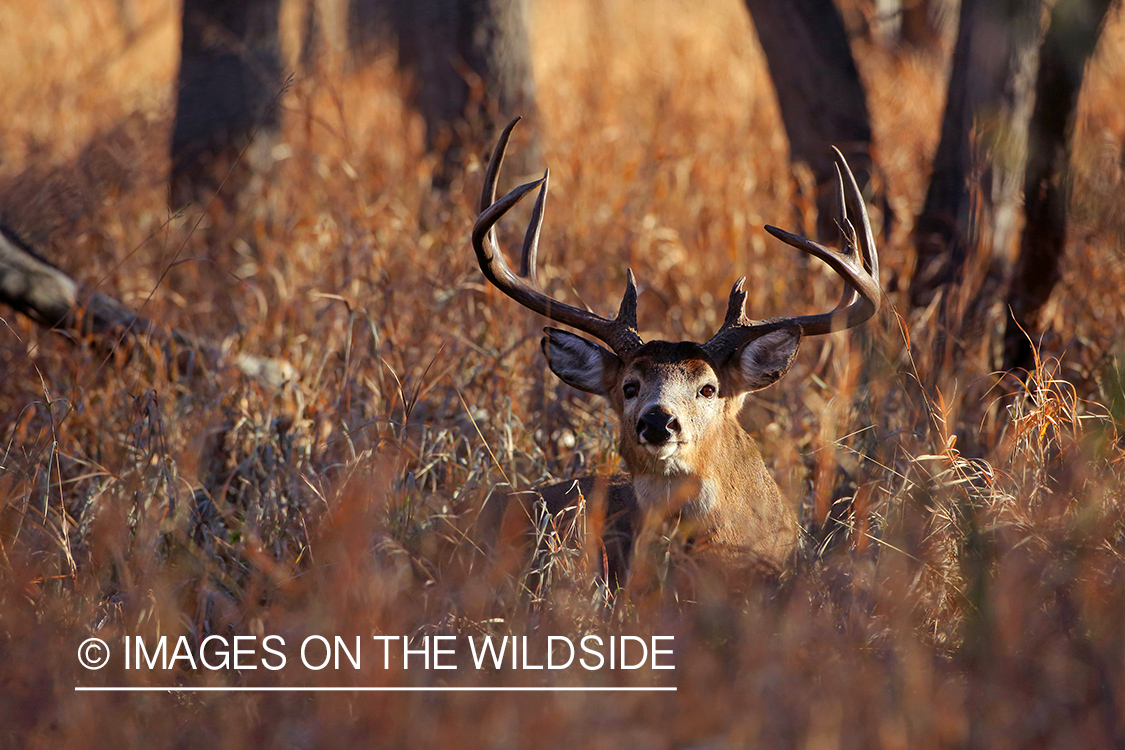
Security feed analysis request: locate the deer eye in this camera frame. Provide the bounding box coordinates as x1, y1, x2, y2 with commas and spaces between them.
699, 384, 717, 399
623, 381, 639, 400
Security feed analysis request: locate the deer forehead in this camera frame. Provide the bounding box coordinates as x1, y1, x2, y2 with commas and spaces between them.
622, 343, 716, 383
621, 344, 724, 402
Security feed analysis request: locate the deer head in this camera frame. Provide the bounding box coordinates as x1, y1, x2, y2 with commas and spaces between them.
473, 119, 880, 577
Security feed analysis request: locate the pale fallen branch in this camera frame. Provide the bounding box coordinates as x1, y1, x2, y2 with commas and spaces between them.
0, 225, 296, 388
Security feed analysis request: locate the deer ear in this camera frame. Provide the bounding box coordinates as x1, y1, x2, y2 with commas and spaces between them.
734, 327, 801, 392
542, 328, 620, 395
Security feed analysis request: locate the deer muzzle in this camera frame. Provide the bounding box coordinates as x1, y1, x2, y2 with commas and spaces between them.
637, 406, 681, 446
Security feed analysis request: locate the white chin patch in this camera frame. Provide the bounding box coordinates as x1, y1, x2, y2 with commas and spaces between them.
642, 442, 681, 460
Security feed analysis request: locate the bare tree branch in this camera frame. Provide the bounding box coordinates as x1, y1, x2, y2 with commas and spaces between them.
0, 225, 295, 387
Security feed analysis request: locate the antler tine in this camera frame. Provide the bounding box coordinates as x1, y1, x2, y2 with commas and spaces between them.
831, 161, 859, 311
723, 277, 750, 326
481, 117, 520, 213
520, 169, 548, 283
704, 148, 881, 359
834, 146, 879, 284
472, 118, 643, 356
617, 269, 639, 331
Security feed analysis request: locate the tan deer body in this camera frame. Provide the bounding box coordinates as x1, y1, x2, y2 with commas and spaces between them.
475, 119, 880, 590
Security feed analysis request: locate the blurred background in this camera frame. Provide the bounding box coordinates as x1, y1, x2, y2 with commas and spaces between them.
2, 0, 1125, 747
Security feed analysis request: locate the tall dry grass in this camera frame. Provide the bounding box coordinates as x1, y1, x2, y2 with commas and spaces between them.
2, 0, 1125, 747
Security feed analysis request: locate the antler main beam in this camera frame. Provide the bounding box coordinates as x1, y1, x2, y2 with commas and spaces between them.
472, 118, 643, 356
475, 120, 879, 363
704, 147, 881, 358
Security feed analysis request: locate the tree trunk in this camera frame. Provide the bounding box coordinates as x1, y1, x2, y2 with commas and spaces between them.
910, 0, 1043, 308
1003, 0, 1114, 371
170, 0, 284, 209
349, 0, 540, 188
300, 0, 323, 71
744, 0, 874, 241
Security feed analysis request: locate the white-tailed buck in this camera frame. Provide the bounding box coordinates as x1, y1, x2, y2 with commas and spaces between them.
476, 118, 880, 591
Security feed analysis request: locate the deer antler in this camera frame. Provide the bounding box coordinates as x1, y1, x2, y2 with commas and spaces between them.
472, 118, 644, 356
703, 147, 881, 359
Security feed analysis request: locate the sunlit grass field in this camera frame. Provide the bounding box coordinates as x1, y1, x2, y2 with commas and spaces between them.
3, 0, 1125, 746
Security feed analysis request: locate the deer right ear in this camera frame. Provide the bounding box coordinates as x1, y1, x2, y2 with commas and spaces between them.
542, 328, 621, 396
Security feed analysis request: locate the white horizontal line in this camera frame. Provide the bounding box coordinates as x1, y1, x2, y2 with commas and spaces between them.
75, 686, 676, 693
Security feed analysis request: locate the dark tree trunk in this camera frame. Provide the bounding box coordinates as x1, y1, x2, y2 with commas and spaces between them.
744, 0, 874, 241
910, 0, 1043, 308
300, 0, 323, 71
349, 0, 540, 188
1003, 0, 1114, 371
170, 0, 284, 209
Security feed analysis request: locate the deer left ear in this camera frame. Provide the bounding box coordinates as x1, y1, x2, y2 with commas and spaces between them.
733, 327, 802, 391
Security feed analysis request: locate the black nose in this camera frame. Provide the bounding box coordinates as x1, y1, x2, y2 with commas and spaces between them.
637, 407, 681, 444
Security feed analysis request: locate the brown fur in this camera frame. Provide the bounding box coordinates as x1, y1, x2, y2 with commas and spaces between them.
480, 338, 801, 593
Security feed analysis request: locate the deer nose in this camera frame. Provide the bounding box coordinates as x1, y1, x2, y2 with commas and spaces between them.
637, 407, 681, 444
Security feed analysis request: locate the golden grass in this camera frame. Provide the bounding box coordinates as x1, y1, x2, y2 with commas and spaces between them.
3, 1, 1125, 747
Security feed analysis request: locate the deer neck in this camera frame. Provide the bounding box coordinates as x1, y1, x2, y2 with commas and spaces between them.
627, 417, 797, 572
626, 417, 765, 522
